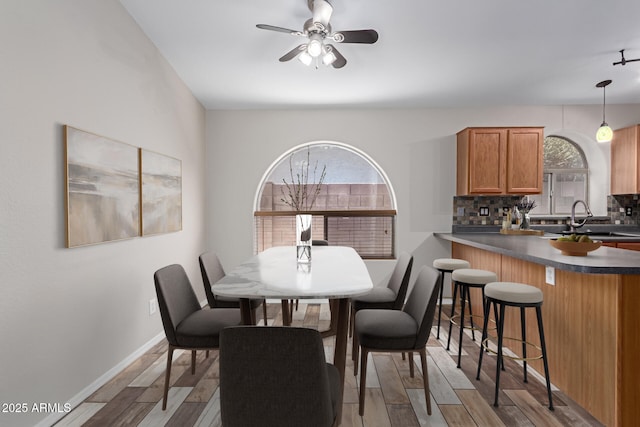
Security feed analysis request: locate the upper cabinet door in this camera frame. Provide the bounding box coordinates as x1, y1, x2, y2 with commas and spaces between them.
468, 128, 507, 194
506, 128, 544, 194
611, 125, 640, 195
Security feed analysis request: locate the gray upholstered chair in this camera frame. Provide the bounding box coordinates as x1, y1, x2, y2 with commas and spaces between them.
199, 251, 267, 325
154, 264, 241, 410
219, 326, 341, 427
351, 252, 413, 367
354, 265, 441, 416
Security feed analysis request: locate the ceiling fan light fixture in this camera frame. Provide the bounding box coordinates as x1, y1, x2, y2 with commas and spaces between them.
298, 50, 313, 66
595, 79, 613, 143
322, 45, 336, 65
307, 34, 323, 57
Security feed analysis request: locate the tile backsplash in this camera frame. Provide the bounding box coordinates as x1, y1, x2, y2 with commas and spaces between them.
453, 195, 640, 227
609, 194, 640, 224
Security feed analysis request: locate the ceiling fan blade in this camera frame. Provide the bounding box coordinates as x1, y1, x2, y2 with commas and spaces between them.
256, 24, 302, 36
326, 44, 346, 68
333, 29, 379, 44
279, 44, 306, 62
312, 0, 333, 27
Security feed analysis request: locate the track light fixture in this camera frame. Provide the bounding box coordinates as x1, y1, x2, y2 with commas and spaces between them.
613, 49, 640, 66
595, 80, 613, 143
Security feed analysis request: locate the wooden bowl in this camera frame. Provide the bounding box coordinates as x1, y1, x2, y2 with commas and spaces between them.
549, 239, 602, 256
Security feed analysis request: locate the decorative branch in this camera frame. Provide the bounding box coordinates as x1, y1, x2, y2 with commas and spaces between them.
280, 146, 327, 212
516, 196, 537, 214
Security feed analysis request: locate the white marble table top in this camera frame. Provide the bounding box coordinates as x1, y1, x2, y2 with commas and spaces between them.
212, 246, 373, 299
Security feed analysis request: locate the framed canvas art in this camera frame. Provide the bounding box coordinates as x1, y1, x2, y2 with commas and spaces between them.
140, 149, 182, 235
64, 126, 140, 247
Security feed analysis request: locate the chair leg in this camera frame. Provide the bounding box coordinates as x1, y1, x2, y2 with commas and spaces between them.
494, 303, 506, 407
476, 297, 492, 380
262, 299, 268, 325
358, 348, 369, 416
456, 285, 467, 368
408, 352, 414, 378
250, 308, 257, 325
419, 349, 432, 415
446, 281, 459, 351
536, 306, 554, 410
162, 345, 175, 410
520, 306, 528, 383
466, 286, 476, 341
191, 350, 196, 375
353, 332, 359, 375
349, 305, 355, 338
436, 270, 446, 339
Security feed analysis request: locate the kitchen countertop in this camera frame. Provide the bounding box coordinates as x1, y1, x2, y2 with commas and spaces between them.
435, 232, 640, 274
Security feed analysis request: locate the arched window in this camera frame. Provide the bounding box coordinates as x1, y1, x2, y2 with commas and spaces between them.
532, 136, 589, 215
254, 142, 397, 259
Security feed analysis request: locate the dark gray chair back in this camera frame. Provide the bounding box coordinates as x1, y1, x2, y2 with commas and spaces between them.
389, 251, 414, 309
198, 251, 225, 307
154, 264, 201, 347
219, 326, 337, 427
402, 265, 442, 349
312, 239, 329, 246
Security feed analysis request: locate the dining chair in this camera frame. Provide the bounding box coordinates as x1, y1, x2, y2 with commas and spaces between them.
351, 251, 413, 368
219, 326, 341, 427
154, 264, 241, 410
353, 265, 441, 416
199, 251, 268, 325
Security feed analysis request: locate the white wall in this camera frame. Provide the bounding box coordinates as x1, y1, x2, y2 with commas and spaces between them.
205, 105, 640, 287
0, 1, 206, 426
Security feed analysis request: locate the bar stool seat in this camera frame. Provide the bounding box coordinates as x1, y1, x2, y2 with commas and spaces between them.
447, 268, 498, 368
477, 281, 553, 410
432, 258, 470, 339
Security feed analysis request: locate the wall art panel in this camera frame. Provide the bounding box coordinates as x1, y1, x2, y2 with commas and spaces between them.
65, 126, 140, 247
140, 149, 182, 235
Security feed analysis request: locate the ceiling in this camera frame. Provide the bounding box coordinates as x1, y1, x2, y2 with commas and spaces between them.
120, 0, 640, 110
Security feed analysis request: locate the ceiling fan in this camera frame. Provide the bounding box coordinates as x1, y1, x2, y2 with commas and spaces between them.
256, 0, 379, 68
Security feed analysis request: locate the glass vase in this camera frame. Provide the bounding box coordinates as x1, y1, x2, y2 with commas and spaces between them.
296, 214, 312, 263
520, 213, 531, 230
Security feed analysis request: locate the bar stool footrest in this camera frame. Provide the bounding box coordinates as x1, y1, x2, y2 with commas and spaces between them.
481, 336, 543, 362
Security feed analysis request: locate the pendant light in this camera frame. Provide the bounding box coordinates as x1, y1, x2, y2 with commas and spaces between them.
595, 80, 613, 143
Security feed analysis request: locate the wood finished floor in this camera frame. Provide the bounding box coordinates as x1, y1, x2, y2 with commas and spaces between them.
56, 302, 604, 427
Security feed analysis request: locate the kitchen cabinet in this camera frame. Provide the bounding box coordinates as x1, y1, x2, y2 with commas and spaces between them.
606, 242, 640, 251
456, 127, 544, 195
611, 124, 640, 195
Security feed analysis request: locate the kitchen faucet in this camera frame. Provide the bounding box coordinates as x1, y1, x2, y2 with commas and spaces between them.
570, 200, 593, 233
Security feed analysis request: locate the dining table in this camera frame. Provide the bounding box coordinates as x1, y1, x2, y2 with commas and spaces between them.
211, 245, 373, 423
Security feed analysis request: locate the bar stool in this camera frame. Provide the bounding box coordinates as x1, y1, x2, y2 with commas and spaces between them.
432, 258, 470, 339
476, 281, 554, 410
446, 268, 498, 368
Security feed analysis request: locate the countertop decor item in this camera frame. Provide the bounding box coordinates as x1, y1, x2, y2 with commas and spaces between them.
515, 196, 537, 230
280, 146, 327, 263
549, 239, 602, 256
499, 229, 544, 236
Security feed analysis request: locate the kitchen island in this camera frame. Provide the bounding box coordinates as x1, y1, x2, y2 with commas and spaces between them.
435, 232, 640, 427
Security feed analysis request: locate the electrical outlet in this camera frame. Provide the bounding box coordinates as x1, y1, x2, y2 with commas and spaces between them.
545, 266, 555, 286
149, 298, 158, 316
625, 206, 633, 216
457, 207, 464, 216
479, 206, 489, 216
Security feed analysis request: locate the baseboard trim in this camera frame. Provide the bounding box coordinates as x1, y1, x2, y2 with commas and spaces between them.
36, 331, 166, 427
